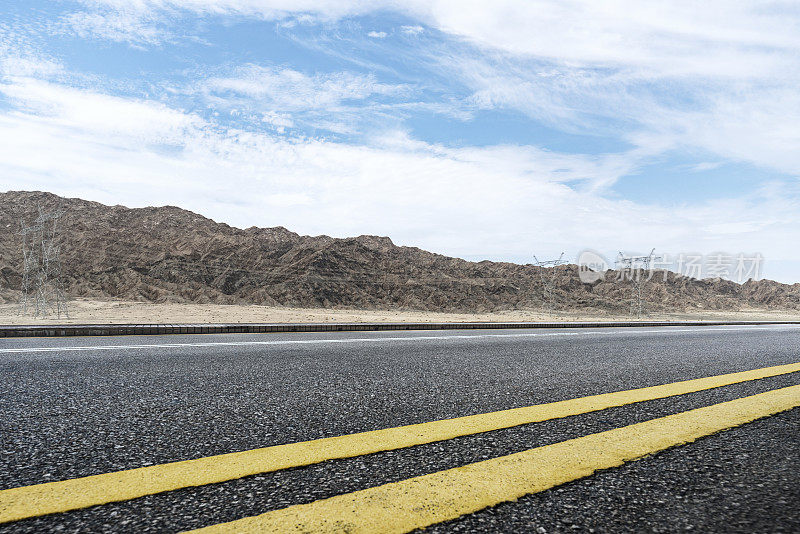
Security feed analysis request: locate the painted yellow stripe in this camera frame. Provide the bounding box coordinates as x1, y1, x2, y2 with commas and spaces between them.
1, 363, 799, 524
190, 384, 800, 534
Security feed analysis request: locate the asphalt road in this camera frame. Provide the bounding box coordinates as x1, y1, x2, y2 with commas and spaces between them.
1, 325, 799, 532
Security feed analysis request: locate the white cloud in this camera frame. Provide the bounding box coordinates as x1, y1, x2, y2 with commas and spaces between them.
433, 39, 800, 184
64, 1, 800, 182
0, 23, 66, 79
367, 31, 386, 39
659, 88, 800, 177
59, 9, 170, 46
196, 64, 417, 134
0, 77, 200, 143
202, 65, 405, 110
1, 75, 798, 281
418, 1, 799, 78
400, 25, 423, 35
71, 1, 800, 78
688, 162, 723, 173
422, 2, 800, 181
261, 110, 294, 131
0, 53, 63, 80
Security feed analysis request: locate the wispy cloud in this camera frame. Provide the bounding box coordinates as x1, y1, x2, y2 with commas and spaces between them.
202, 65, 405, 109
0, 76, 201, 143
58, 9, 171, 46
195, 64, 415, 134
424, 28, 800, 183
57, 2, 800, 182
66, 1, 800, 76
1, 72, 798, 276
400, 25, 423, 36
260, 110, 293, 132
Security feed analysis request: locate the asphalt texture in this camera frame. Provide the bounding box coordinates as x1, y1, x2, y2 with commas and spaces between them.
1, 325, 799, 533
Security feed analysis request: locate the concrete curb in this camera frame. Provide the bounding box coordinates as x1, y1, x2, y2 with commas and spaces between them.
1, 321, 799, 338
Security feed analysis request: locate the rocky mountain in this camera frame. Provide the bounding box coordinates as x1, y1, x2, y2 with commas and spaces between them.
1, 191, 798, 312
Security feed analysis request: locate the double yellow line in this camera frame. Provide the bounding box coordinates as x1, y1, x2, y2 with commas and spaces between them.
1, 362, 799, 532
194, 384, 800, 533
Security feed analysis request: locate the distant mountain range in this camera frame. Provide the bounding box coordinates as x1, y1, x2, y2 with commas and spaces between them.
1, 191, 798, 313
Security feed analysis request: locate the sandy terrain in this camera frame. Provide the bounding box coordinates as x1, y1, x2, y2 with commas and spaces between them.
2, 298, 799, 325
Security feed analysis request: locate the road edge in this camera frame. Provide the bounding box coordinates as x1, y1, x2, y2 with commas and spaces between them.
2, 320, 800, 338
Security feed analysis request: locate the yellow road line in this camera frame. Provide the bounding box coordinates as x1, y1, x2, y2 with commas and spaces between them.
190, 384, 800, 534
2, 363, 799, 524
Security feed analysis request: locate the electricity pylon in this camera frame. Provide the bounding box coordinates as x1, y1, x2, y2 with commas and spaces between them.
615, 248, 660, 319
533, 252, 567, 316
19, 206, 69, 318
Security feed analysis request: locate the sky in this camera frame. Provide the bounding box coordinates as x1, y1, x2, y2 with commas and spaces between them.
1, 1, 799, 282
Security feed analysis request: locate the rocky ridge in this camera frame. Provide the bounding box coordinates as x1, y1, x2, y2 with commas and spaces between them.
1, 191, 798, 313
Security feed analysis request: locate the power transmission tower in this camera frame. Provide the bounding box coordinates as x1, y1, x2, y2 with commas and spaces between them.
19, 223, 37, 315
19, 206, 69, 318
533, 252, 566, 316
615, 248, 660, 319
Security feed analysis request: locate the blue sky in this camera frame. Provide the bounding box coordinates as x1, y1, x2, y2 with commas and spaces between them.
1, 1, 800, 282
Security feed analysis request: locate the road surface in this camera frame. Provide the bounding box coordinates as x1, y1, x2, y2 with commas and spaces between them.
1, 325, 799, 532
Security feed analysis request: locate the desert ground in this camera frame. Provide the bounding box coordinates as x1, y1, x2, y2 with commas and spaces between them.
1, 298, 799, 325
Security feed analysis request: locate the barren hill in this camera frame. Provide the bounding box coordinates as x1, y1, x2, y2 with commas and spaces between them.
1, 191, 798, 313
